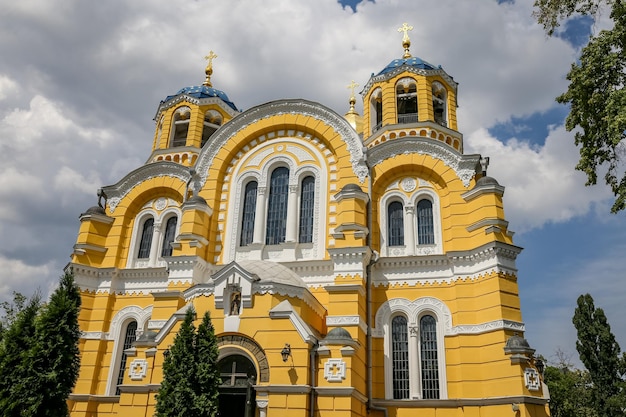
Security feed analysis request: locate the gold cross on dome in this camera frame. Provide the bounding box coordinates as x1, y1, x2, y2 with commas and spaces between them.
346, 80, 358, 98
203, 50, 218, 87
397, 23, 414, 58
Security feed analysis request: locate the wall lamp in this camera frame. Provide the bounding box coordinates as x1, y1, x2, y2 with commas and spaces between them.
281, 343, 292, 362
535, 358, 545, 376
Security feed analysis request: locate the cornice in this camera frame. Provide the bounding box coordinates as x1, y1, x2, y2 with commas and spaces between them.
155, 95, 240, 120
372, 395, 548, 408
366, 137, 480, 188
194, 99, 368, 185
361, 65, 457, 98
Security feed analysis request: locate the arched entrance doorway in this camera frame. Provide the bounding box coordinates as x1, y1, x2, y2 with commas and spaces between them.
218, 354, 257, 417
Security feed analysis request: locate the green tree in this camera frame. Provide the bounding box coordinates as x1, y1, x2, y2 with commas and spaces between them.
0, 291, 28, 341
572, 294, 626, 416
544, 356, 598, 417
533, 0, 626, 212
0, 294, 41, 417
195, 311, 220, 417
22, 271, 82, 417
156, 308, 200, 417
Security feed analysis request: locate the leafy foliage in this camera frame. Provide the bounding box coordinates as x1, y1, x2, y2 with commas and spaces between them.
534, 0, 626, 212
544, 363, 598, 416
156, 308, 220, 417
572, 294, 626, 416
0, 292, 28, 341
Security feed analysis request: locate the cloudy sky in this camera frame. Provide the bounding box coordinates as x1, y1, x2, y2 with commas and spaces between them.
0, 0, 624, 366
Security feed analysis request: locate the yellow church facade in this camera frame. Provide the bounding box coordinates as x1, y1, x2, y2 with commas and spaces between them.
67, 27, 550, 417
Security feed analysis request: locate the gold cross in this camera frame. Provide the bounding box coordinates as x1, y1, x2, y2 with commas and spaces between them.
346, 80, 358, 98
397, 23, 413, 43
204, 50, 218, 67
203, 50, 217, 87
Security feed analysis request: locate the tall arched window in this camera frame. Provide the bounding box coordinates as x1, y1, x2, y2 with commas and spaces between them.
388, 201, 404, 246
170, 109, 190, 147
137, 218, 154, 259
396, 79, 418, 124
161, 216, 177, 257
240, 181, 258, 246
417, 199, 434, 245
201, 110, 223, 147
420, 315, 440, 399
299, 176, 315, 243
371, 89, 383, 133
266, 167, 289, 245
432, 82, 447, 127
115, 320, 137, 395
392, 315, 410, 399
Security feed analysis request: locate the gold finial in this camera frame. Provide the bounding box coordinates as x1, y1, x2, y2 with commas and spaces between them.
397, 23, 413, 58
203, 50, 218, 87
347, 80, 359, 112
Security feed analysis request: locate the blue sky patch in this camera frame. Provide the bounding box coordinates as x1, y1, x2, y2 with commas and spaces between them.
488, 105, 569, 146
557, 15, 594, 48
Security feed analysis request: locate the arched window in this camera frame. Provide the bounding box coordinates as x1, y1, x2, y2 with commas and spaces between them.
388, 201, 404, 246
161, 216, 177, 257
170, 109, 190, 147
240, 181, 258, 246
299, 176, 315, 243
137, 218, 154, 259
391, 315, 410, 399
396, 78, 418, 124
432, 82, 447, 127
370, 89, 383, 133
417, 199, 434, 245
201, 110, 223, 147
420, 315, 440, 399
266, 167, 289, 245
115, 320, 137, 395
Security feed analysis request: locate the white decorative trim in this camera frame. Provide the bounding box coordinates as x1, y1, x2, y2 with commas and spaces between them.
269, 300, 319, 344
81, 331, 105, 340
128, 359, 148, 380
367, 138, 478, 187
109, 305, 153, 341
524, 368, 540, 391
326, 315, 368, 333
324, 359, 347, 382
362, 65, 457, 99
195, 99, 367, 185
373, 297, 452, 338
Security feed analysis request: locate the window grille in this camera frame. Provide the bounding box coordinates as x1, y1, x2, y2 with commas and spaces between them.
266, 167, 289, 245
240, 181, 257, 246
161, 216, 177, 257
392, 315, 410, 399
417, 199, 434, 245
388, 201, 404, 246
115, 321, 137, 395
420, 315, 440, 399
298, 176, 315, 243
137, 218, 154, 258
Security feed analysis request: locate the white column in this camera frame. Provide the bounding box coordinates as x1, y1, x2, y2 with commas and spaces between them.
285, 184, 298, 243
148, 221, 162, 267
409, 323, 420, 399
256, 399, 268, 417
404, 204, 416, 256
253, 187, 267, 244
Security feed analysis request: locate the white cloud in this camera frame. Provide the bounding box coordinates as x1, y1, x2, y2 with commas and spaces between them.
0, 256, 56, 302
0, 75, 17, 101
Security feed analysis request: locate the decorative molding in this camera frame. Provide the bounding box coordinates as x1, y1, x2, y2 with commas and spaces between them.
103, 162, 189, 213
462, 181, 506, 201
81, 331, 105, 340
108, 305, 153, 340
269, 300, 319, 344
217, 334, 270, 383
525, 368, 541, 391
372, 395, 548, 408
195, 99, 367, 185
326, 315, 367, 333
367, 138, 479, 187
128, 359, 148, 380
324, 359, 347, 382
361, 65, 457, 98
466, 218, 509, 233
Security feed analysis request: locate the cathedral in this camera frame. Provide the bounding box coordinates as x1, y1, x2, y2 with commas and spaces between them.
67, 24, 550, 417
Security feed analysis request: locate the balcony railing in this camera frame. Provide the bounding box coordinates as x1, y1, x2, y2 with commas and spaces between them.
397, 113, 418, 124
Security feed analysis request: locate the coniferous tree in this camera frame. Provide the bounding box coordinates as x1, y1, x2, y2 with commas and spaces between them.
196, 311, 220, 417
572, 294, 626, 417
22, 271, 82, 417
0, 294, 41, 417
156, 308, 199, 417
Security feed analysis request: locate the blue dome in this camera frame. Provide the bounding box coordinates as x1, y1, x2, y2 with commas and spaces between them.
378, 56, 439, 75
164, 85, 238, 111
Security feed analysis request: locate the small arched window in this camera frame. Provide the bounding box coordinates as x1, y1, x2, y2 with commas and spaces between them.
240, 181, 258, 246
391, 315, 410, 399
161, 216, 177, 257
388, 201, 404, 246
420, 315, 440, 399
137, 218, 154, 259
396, 78, 418, 124
115, 320, 137, 395
417, 199, 434, 245
201, 110, 223, 147
170, 108, 190, 147
266, 167, 289, 245
299, 176, 315, 243
370, 88, 383, 133
432, 82, 447, 127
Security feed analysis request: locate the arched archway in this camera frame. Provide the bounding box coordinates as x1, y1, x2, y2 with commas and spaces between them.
218, 354, 257, 417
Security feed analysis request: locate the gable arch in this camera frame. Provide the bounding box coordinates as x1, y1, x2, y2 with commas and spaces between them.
195, 99, 368, 186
